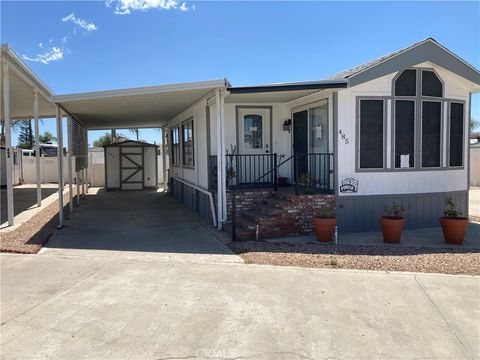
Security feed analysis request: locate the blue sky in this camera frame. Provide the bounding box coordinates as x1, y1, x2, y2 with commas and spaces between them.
1, 0, 479, 145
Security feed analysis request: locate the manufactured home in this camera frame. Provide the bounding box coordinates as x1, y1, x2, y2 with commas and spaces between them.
2, 38, 479, 237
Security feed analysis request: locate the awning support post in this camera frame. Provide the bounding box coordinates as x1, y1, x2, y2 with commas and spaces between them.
215, 89, 226, 230
67, 116, 74, 216
2, 62, 14, 226
33, 88, 41, 207
76, 170, 81, 206
56, 107, 64, 229
162, 127, 167, 190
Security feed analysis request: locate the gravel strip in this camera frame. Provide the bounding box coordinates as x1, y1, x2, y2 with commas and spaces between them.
228, 241, 480, 275
470, 215, 480, 223
0, 191, 77, 254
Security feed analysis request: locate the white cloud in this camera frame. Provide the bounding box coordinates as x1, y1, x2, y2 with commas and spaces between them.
22, 47, 64, 65
105, 0, 192, 15
62, 13, 98, 32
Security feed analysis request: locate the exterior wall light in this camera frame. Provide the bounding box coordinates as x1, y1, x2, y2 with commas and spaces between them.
283, 119, 292, 133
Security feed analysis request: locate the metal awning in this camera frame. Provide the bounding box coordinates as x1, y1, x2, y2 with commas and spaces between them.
55, 79, 228, 129
225, 79, 347, 103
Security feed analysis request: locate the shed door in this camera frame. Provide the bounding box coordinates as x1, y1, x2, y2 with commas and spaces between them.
120, 147, 143, 190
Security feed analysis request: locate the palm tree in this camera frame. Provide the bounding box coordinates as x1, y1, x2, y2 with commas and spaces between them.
128, 128, 140, 141
1, 120, 25, 146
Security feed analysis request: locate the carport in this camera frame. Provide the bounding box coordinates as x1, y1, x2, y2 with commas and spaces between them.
3, 44, 228, 232
1, 45, 58, 227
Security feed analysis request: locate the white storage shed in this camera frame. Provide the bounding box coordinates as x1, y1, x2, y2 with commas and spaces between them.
104, 140, 158, 191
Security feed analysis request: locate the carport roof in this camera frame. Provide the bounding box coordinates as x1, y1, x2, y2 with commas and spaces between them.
1, 44, 57, 120
55, 79, 228, 129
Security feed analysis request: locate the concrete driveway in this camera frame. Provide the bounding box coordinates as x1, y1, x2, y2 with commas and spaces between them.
1, 252, 478, 360
42, 188, 239, 263
470, 189, 480, 217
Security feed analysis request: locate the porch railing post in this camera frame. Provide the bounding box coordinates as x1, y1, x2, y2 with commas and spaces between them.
273, 153, 278, 191
295, 153, 299, 195
231, 190, 236, 241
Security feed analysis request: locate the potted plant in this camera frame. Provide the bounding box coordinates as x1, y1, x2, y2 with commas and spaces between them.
379, 203, 407, 243
313, 206, 336, 242
439, 197, 469, 245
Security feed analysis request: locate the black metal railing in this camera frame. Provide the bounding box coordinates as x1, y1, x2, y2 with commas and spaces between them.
294, 153, 334, 195
226, 153, 277, 190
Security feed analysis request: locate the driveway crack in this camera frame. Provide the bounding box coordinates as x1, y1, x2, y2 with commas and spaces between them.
1, 262, 111, 327
414, 275, 472, 360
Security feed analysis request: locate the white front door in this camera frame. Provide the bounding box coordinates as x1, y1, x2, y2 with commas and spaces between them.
237, 108, 271, 155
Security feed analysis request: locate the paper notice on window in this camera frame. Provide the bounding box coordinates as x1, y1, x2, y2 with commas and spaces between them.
315, 126, 322, 139
400, 154, 410, 168
249, 127, 257, 132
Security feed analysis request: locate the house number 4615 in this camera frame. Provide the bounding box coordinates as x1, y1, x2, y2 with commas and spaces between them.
338, 129, 350, 144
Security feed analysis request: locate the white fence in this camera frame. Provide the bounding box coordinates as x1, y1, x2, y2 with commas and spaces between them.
22, 152, 164, 187
471, 145, 480, 187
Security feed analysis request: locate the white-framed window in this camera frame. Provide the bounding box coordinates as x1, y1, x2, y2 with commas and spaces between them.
182, 118, 194, 167
171, 127, 180, 166
392, 68, 451, 170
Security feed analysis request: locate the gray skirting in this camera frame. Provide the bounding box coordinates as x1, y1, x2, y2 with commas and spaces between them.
336, 191, 468, 232
170, 178, 211, 220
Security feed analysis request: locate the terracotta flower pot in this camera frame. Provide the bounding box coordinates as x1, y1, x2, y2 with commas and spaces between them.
439, 217, 469, 245
379, 216, 405, 243
313, 217, 336, 242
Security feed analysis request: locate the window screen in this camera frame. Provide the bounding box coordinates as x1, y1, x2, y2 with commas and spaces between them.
395, 69, 416, 96
395, 100, 415, 168
422, 101, 441, 167
422, 70, 443, 97
244, 115, 263, 149
359, 99, 384, 169
449, 102, 464, 167
182, 119, 194, 166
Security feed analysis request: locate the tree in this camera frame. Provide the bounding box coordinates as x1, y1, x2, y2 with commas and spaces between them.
93, 133, 112, 147
128, 128, 140, 141
471, 118, 480, 131
0, 120, 23, 146
17, 120, 34, 149
38, 131, 57, 143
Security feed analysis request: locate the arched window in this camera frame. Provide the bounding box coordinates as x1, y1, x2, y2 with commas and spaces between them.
421, 70, 443, 97
394, 69, 416, 96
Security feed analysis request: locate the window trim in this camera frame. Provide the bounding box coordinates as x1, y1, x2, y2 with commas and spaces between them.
356, 97, 387, 172
447, 100, 466, 169
181, 117, 195, 168
420, 99, 444, 169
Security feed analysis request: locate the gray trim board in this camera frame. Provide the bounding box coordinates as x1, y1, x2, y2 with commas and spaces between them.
336, 190, 468, 232
348, 40, 480, 87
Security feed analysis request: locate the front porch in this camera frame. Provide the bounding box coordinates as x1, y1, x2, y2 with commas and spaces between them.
208, 152, 335, 195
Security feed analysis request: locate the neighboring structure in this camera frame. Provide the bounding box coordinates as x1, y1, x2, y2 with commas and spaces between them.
2, 38, 479, 237
471, 143, 480, 187
0, 146, 23, 186
104, 140, 158, 191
